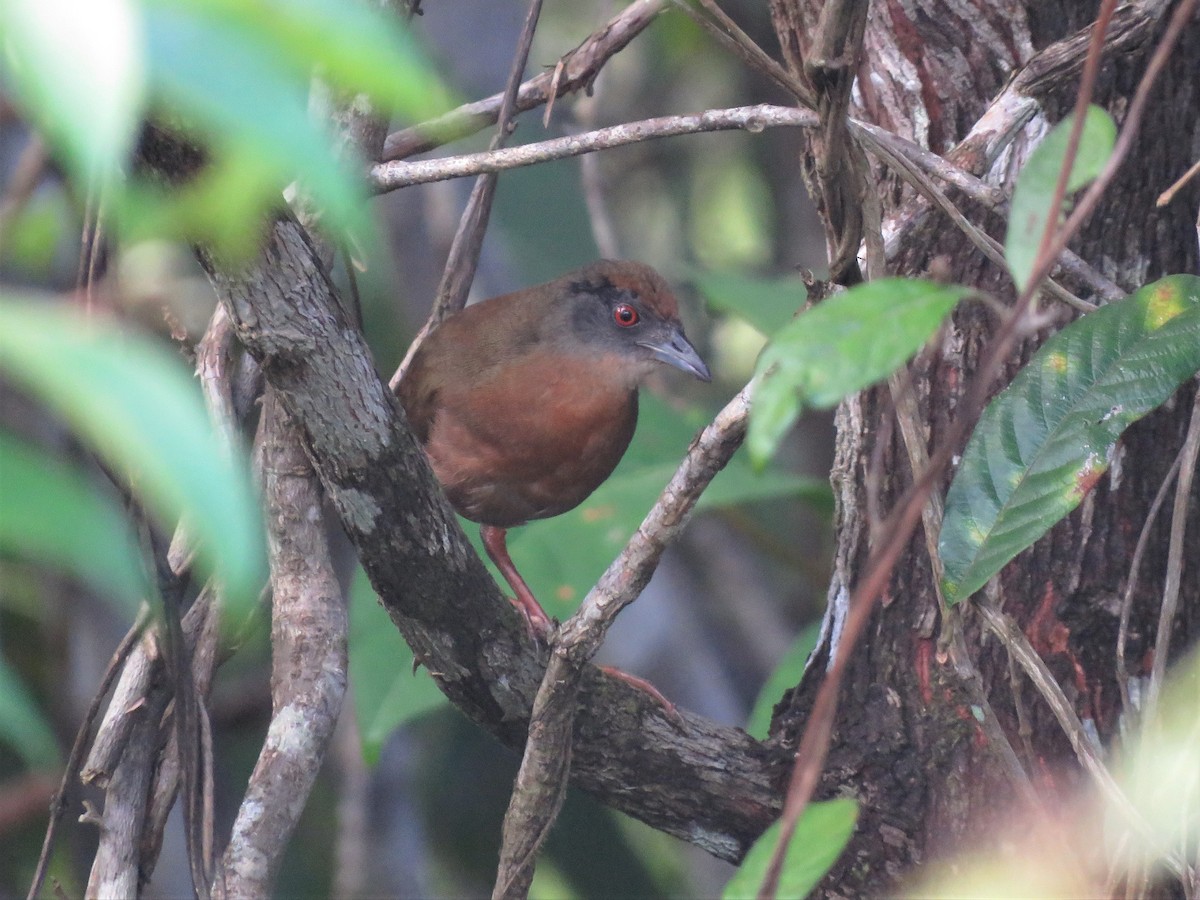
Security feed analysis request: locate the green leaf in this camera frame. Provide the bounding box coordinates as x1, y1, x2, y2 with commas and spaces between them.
0, 0, 142, 188
745, 622, 821, 740
165, 0, 455, 123
140, 2, 371, 250
693, 271, 808, 338
349, 567, 446, 765
1005, 106, 1116, 292
748, 279, 968, 467
0, 298, 266, 613
0, 432, 148, 612
0, 655, 60, 771
939, 275, 1200, 604
723, 798, 858, 899
505, 395, 830, 616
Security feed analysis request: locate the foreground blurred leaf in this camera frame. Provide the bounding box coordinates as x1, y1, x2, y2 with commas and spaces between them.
694, 271, 808, 338
1005, 106, 1116, 292
0, 432, 147, 613
0, 0, 142, 188
723, 798, 858, 899
749, 279, 968, 467
0, 298, 266, 612
0, 655, 60, 771
349, 567, 446, 764
939, 275, 1200, 604
507, 395, 830, 615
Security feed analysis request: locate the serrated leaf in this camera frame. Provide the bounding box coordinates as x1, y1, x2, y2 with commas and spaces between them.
939, 275, 1200, 604
723, 798, 858, 899
505, 395, 830, 615
0, 0, 142, 188
1005, 106, 1116, 292
745, 621, 821, 740
0, 655, 60, 771
694, 271, 808, 337
0, 432, 148, 613
0, 298, 266, 613
748, 279, 968, 467
348, 567, 446, 764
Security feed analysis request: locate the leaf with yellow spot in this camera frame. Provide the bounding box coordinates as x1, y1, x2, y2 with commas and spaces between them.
939, 275, 1200, 604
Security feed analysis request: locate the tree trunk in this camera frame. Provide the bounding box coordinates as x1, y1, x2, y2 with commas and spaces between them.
767, 0, 1200, 893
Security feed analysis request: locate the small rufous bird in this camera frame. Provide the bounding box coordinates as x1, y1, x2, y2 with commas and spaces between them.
396, 259, 710, 642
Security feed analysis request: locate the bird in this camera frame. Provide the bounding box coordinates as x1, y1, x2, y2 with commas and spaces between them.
395, 259, 710, 646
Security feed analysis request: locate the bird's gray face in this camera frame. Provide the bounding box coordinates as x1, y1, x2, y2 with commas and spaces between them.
567, 277, 711, 382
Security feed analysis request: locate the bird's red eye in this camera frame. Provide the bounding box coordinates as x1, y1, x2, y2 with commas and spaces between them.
614, 304, 639, 327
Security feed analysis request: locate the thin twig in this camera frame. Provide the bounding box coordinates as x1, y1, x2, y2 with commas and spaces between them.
380, 0, 670, 162
0, 134, 48, 246
1145, 387, 1200, 718
1157, 158, 1200, 207
391, 0, 547, 389
373, 105, 819, 193
1116, 451, 1183, 721
27, 608, 151, 900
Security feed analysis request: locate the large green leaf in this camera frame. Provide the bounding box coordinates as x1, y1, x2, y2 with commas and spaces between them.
694, 271, 808, 338
749, 279, 969, 467
723, 798, 858, 899
1005, 106, 1116, 292
0, 655, 60, 771
0, 0, 142, 189
348, 567, 446, 764
505, 395, 830, 617
0, 298, 266, 612
0, 432, 147, 612
939, 275, 1200, 604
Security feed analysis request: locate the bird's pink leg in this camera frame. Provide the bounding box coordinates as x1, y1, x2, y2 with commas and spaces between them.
481, 525, 554, 639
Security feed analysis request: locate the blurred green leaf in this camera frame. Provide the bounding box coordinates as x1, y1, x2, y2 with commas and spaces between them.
0, 432, 147, 612
0, 297, 266, 613
349, 567, 446, 765
506, 395, 829, 616
0, 655, 60, 770
0, 188, 74, 273
167, 0, 455, 123
0, 0, 142, 188
1005, 106, 1116, 292
723, 798, 858, 899
749, 279, 968, 467
694, 271, 808, 338
939, 275, 1200, 604
745, 621, 821, 740
140, 2, 370, 253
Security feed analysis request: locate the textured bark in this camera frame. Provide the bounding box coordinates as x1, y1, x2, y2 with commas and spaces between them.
768, 0, 1200, 895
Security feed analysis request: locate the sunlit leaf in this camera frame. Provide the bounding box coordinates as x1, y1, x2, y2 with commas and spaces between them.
0, 0, 143, 188
939, 275, 1200, 604
0, 297, 266, 612
723, 798, 858, 899
694, 271, 808, 338
0, 655, 60, 771
349, 567, 446, 765
0, 432, 147, 612
745, 621, 821, 740
748, 279, 968, 467
1005, 106, 1116, 292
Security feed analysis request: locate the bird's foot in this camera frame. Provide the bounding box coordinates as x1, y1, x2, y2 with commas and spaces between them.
598, 665, 684, 729
510, 595, 556, 643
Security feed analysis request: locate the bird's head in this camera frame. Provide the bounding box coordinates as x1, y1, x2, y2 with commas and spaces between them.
562, 259, 711, 384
